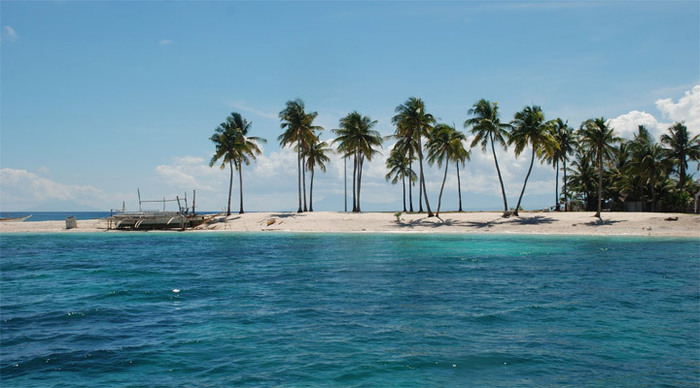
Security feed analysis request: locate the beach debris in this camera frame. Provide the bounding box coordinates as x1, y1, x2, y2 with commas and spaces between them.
664, 217, 678, 221
267, 219, 276, 226
65, 216, 77, 229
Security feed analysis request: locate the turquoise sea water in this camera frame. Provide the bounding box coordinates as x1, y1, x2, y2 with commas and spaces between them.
1, 233, 698, 387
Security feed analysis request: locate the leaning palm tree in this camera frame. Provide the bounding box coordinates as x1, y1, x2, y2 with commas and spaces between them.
303, 136, 331, 212
392, 97, 435, 216
548, 118, 576, 211
386, 146, 416, 212
278, 99, 322, 212
426, 123, 470, 216
210, 112, 266, 215
334, 111, 382, 212
578, 117, 620, 218
661, 122, 700, 188
509, 106, 558, 216
465, 99, 512, 216
391, 136, 417, 211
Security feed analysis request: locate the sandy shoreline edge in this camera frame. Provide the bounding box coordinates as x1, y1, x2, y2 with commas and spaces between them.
0, 211, 698, 238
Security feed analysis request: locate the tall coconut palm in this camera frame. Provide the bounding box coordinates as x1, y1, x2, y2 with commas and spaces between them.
209, 112, 265, 215
661, 122, 700, 188
333, 111, 382, 212
386, 145, 416, 212
631, 142, 668, 212
303, 136, 331, 212
278, 99, 322, 212
426, 123, 470, 216
392, 97, 435, 217
548, 119, 576, 211
578, 117, 621, 218
509, 105, 557, 216
391, 136, 416, 212
465, 99, 512, 217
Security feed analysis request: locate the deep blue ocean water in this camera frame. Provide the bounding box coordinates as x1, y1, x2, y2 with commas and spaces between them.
1, 233, 698, 387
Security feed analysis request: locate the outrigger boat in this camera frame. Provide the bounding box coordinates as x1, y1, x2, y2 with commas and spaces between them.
0, 215, 32, 222
108, 190, 213, 230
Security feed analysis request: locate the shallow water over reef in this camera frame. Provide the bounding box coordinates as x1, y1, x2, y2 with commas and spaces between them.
1, 233, 698, 386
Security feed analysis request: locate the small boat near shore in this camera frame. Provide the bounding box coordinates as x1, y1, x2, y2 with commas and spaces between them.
0, 215, 32, 222
108, 190, 215, 230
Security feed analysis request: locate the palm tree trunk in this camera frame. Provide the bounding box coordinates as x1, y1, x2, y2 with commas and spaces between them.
554, 160, 560, 211
514, 145, 536, 217
437, 161, 448, 216
302, 155, 308, 212
679, 159, 686, 188
309, 168, 315, 212
227, 160, 234, 216
297, 146, 302, 213
417, 136, 433, 217
595, 152, 603, 218
456, 163, 463, 212
408, 156, 414, 212
357, 155, 364, 213
563, 160, 568, 212
490, 132, 509, 216
238, 159, 245, 214
402, 174, 407, 212
352, 154, 358, 212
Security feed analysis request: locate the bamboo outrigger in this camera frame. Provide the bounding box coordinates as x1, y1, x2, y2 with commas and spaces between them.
108, 190, 213, 230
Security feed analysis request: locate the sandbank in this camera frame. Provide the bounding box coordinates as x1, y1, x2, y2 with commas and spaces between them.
0, 211, 698, 238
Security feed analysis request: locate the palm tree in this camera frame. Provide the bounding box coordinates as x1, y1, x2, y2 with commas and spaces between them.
509, 106, 557, 216
632, 142, 668, 212
386, 145, 416, 212
426, 123, 470, 216
465, 99, 512, 217
391, 136, 416, 211
661, 122, 700, 188
392, 97, 435, 217
333, 111, 382, 212
209, 112, 265, 215
578, 117, 621, 218
548, 118, 576, 211
278, 99, 322, 212
567, 150, 598, 211
303, 136, 331, 212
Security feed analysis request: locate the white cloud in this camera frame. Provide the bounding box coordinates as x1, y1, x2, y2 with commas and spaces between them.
608, 110, 668, 140
158, 39, 173, 46
155, 156, 222, 192
226, 101, 279, 120
656, 85, 700, 136
0, 168, 121, 210
2, 26, 18, 43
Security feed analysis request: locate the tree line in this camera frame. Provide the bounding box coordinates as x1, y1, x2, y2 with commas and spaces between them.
209, 97, 700, 216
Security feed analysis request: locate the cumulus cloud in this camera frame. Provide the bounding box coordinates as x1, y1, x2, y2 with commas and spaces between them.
155, 156, 223, 192
656, 85, 700, 136
0, 168, 119, 210
608, 110, 669, 140
606, 85, 700, 141
2, 26, 18, 43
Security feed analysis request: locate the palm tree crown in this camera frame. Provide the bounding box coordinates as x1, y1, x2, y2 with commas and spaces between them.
661, 122, 700, 188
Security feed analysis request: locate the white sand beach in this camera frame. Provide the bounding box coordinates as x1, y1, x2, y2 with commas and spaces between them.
1, 211, 698, 238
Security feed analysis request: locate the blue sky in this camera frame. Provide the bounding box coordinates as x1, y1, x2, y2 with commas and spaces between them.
1, 0, 698, 212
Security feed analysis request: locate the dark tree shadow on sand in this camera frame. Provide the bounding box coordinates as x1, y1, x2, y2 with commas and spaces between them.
505, 215, 555, 225
584, 218, 622, 227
